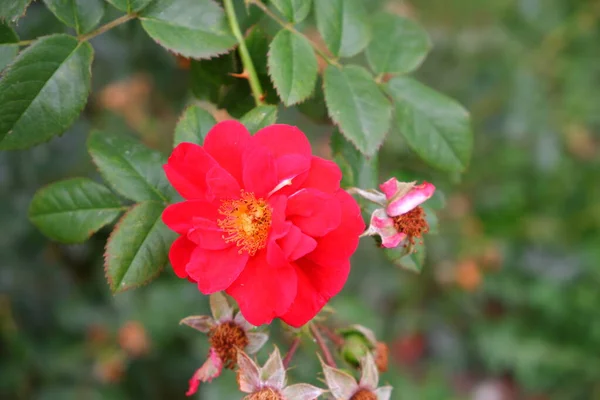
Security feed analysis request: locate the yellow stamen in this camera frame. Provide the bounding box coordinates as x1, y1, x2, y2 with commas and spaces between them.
217, 191, 272, 255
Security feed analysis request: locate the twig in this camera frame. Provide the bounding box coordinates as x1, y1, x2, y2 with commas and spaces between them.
247, 0, 341, 68
282, 337, 301, 368
223, 0, 265, 106
78, 14, 136, 42
310, 323, 336, 367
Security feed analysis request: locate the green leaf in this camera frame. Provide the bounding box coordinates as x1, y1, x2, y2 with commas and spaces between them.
43, 0, 105, 35
0, 0, 32, 22
330, 128, 378, 189
140, 0, 236, 59
105, 201, 176, 293
240, 105, 278, 134
105, 0, 151, 13
385, 241, 425, 273
0, 22, 18, 72
314, 0, 371, 58
87, 130, 175, 203
29, 178, 124, 243
271, 0, 312, 23
386, 76, 473, 172
268, 30, 318, 106
366, 13, 431, 75
324, 65, 392, 157
0, 34, 93, 150
173, 105, 216, 147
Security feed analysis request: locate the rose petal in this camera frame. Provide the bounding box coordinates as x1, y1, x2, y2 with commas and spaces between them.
282, 384, 326, 400
163, 142, 217, 201
169, 236, 196, 278
205, 165, 241, 199
203, 120, 251, 184
287, 189, 342, 237
186, 246, 249, 294
187, 217, 228, 250
300, 157, 342, 194
386, 181, 435, 217
363, 208, 406, 249
226, 250, 297, 326
242, 144, 278, 198
253, 124, 311, 158
162, 201, 219, 234
307, 190, 364, 266
275, 154, 311, 191
186, 348, 223, 396
379, 177, 400, 199
268, 194, 291, 240
278, 224, 317, 261
280, 259, 350, 328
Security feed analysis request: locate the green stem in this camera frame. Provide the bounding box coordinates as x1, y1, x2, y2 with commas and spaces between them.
223, 0, 264, 106
78, 14, 136, 42
248, 0, 341, 68
18, 39, 34, 46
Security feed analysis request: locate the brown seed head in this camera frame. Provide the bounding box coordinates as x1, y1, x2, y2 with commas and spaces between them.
245, 388, 284, 400
350, 388, 378, 400
392, 206, 429, 245
209, 321, 249, 369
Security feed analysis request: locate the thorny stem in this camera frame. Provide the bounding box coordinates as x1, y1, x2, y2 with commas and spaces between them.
310, 323, 337, 367
282, 337, 301, 369
224, 0, 265, 106
247, 0, 342, 68
78, 14, 136, 42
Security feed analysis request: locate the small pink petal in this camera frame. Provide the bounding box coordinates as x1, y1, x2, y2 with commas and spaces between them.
365, 209, 406, 249
379, 177, 400, 199
186, 348, 223, 396
386, 182, 435, 217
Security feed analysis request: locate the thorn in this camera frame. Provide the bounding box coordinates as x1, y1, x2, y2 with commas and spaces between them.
229, 70, 250, 79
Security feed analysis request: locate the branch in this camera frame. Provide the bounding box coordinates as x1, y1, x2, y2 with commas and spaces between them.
282, 337, 301, 369
310, 323, 337, 367
223, 0, 265, 106
78, 14, 136, 43
247, 0, 341, 68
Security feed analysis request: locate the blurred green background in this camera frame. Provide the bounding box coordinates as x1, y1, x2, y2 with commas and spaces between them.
2, 0, 600, 399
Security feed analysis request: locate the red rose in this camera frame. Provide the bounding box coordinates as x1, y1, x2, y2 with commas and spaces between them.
162, 121, 364, 327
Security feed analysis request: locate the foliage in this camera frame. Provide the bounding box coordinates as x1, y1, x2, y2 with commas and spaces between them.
1, 0, 598, 399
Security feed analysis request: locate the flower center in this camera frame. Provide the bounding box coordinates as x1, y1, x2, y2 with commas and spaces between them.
392, 206, 429, 246
245, 388, 284, 400
217, 191, 272, 256
209, 321, 249, 369
350, 388, 378, 400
